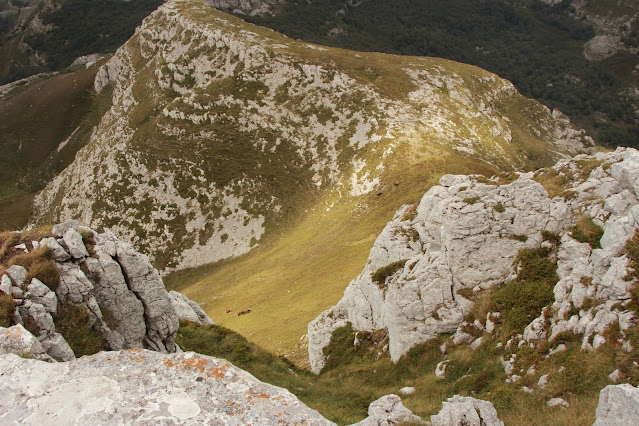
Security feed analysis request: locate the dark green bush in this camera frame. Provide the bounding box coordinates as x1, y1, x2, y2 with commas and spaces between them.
371, 259, 408, 286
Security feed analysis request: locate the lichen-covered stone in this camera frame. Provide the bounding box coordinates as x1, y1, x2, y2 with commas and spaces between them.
0, 350, 335, 425
0, 325, 53, 362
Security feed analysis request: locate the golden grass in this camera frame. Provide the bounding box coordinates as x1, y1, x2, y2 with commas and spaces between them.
166, 145, 498, 365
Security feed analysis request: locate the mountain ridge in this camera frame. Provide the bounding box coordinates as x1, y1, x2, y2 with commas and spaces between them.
31, 0, 593, 277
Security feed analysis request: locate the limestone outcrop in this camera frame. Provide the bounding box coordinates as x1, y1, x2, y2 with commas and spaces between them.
351, 394, 425, 425
0, 350, 335, 425
309, 147, 639, 373
169, 290, 214, 325
430, 395, 503, 426
1, 221, 211, 361
594, 384, 639, 426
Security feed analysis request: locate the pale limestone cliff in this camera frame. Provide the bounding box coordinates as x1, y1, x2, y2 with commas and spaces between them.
309, 148, 639, 373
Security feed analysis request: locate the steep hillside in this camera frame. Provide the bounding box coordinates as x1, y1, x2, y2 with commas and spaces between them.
0, 0, 162, 84
30, 0, 595, 362
239, 0, 638, 148
0, 59, 113, 231
33, 0, 591, 270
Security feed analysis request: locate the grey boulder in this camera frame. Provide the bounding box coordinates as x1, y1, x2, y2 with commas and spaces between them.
430, 395, 503, 426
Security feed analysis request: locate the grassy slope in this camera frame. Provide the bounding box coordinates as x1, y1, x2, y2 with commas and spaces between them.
177, 233, 639, 424
167, 145, 496, 366
177, 320, 610, 425
0, 61, 112, 230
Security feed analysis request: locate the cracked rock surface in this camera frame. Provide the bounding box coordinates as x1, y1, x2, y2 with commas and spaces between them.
309, 147, 639, 373
1, 221, 211, 360
0, 349, 334, 425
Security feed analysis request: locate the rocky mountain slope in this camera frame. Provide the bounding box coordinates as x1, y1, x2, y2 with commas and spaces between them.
310, 147, 639, 373
31, 0, 593, 274
239, 0, 638, 148
0, 220, 214, 361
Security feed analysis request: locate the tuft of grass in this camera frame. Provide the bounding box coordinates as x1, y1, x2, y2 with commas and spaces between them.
53, 302, 103, 356
510, 234, 528, 242
534, 169, 569, 199
493, 202, 505, 213
463, 197, 480, 205
8, 247, 60, 291
0, 293, 14, 327
582, 297, 605, 310
371, 259, 408, 287
490, 247, 558, 332
542, 230, 561, 245
570, 215, 603, 249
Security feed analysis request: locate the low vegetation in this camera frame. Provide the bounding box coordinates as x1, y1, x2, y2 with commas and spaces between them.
53, 302, 104, 357
0, 293, 14, 327
371, 259, 409, 286
570, 215, 604, 249
489, 247, 558, 332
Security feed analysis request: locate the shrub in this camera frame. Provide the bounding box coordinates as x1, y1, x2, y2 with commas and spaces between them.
54, 302, 103, 356
371, 259, 408, 286
570, 215, 603, 249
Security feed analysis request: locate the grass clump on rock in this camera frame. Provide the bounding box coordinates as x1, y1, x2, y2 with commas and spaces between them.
371, 259, 408, 287
54, 302, 103, 356
0, 293, 14, 327
570, 215, 603, 249
490, 247, 558, 332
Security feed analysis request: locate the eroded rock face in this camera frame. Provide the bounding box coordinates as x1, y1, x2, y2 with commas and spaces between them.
309, 147, 639, 373
1, 221, 212, 360
594, 384, 639, 426
308, 168, 572, 371
430, 395, 503, 426
0, 350, 335, 425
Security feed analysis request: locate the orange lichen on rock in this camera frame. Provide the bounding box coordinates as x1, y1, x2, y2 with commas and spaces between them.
163, 354, 229, 379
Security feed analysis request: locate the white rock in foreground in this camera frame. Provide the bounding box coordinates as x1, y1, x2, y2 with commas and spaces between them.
351, 394, 425, 425
430, 395, 503, 426
594, 384, 639, 426
0, 350, 334, 425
